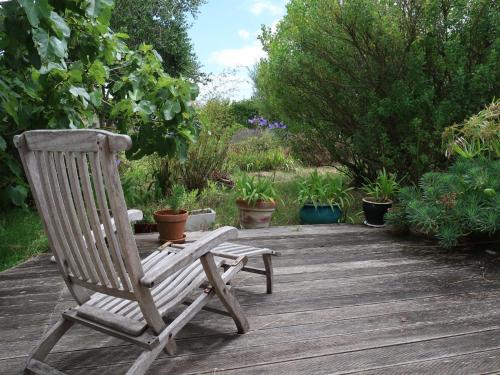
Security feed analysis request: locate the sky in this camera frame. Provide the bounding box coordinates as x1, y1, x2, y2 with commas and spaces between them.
188, 0, 289, 102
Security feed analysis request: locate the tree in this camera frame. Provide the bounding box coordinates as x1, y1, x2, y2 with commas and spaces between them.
0, 0, 198, 207
110, 0, 205, 80
255, 0, 500, 183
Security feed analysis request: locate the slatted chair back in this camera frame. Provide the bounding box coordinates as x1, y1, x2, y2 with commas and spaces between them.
14, 130, 165, 332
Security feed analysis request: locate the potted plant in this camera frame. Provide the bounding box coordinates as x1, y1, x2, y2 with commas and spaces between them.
297, 170, 353, 224
153, 184, 189, 243
186, 208, 217, 231
362, 169, 399, 227
235, 174, 277, 229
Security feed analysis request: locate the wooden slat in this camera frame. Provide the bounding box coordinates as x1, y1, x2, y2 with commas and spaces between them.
88, 151, 131, 291
53, 151, 98, 283
37, 151, 82, 279
65, 152, 110, 287
76, 153, 120, 289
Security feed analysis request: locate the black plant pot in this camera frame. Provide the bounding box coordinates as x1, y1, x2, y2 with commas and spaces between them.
362, 198, 392, 227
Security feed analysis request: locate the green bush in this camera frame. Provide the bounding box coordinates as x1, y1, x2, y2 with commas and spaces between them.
0, 0, 197, 208
228, 131, 299, 172
255, 0, 499, 182
386, 157, 499, 247
155, 99, 239, 193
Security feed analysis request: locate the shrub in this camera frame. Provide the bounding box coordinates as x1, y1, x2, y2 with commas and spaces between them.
0, 0, 197, 208
255, 0, 499, 182
157, 99, 238, 192
228, 131, 298, 172
386, 157, 499, 247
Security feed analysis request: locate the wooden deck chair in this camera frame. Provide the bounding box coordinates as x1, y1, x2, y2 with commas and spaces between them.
14, 129, 277, 375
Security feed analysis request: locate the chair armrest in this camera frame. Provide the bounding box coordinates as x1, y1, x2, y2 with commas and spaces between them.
140, 226, 238, 288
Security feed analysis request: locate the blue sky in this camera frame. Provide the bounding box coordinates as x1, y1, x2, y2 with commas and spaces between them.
188, 0, 288, 101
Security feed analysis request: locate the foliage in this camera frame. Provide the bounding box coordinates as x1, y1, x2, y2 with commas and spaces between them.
286, 129, 332, 167
157, 99, 238, 192
363, 169, 400, 203
231, 99, 260, 126
297, 170, 353, 210
0, 208, 48, 271
234, 174, 278, 206
443, 99, 500, 159
165, 183, 192, 213
386, 157, 500, 247
0, 0, 198, 208
255, 0, 500, 183
110, 0, 205, 79
228, 131, 298, 172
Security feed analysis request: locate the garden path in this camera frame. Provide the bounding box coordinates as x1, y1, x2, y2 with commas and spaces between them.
1, 225, 500, 374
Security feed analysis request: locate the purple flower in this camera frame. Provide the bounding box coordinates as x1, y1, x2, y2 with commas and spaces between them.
247, 116, 287, 130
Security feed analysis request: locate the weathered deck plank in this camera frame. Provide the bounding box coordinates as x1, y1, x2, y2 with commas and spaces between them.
1, 224, 500, 374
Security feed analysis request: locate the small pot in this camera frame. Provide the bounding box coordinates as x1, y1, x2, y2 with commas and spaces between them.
299, 204, 342, 224
133, 223, 158, 234
236, 199, 276, 229
153, 209, 188, 243
362, 198, 392, 227
186, 208, 216, 231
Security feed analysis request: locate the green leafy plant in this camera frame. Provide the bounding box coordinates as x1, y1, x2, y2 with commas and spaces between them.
443, 100, 500, 160
297, 170, 353, 210
386, 157, 500, 247
228, 131, 298, 172
0, 0, 198, 208
158, 99, 239, 193
363, 169, 400, 203
165, 184, 190, 214
234, 174, 277, 206
255, 0, 499, 183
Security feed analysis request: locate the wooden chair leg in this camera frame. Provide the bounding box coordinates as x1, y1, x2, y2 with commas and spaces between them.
263, 254, 273, 294
164, 336, 177, 355
25, 317, 74, 373
200, 252, 250, 334
125, 345, 164, 375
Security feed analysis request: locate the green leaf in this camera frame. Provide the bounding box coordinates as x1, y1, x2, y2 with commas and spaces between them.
32, 27, 49, 60
49, 11, 70, 39
17, 0, 50, 28
49, 35, 67, 58
7, 185, 28, 207
171, 99, 181, 114
69, 86, 90, 107
89, 60, 107, 85
89, 90, 103, 107
162, 101, 174, 120
0, 136, 6, 151
86, 0, 113, 24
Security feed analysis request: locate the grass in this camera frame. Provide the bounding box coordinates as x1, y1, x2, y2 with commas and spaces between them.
0, 208, 49, 272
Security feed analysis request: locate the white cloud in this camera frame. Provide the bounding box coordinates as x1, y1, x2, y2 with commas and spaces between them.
249, 0, 283, 16
208, 42, 266, 69
196, 70, 255, 103
238, 29, 251, 40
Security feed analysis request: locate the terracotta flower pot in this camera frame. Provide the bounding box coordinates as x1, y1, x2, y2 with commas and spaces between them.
153, 209, 188, 243
236, 199, 276, 229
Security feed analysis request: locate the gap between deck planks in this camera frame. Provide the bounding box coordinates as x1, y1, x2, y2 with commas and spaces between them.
1, 224, 500, 374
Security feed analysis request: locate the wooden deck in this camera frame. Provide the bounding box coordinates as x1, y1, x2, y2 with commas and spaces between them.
2, 225, 500, 374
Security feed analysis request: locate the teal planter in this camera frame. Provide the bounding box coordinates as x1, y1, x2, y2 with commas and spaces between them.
299, 204, 342, 224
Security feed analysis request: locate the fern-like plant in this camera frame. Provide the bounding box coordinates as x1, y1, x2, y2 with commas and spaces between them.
386, 157, 499, 247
